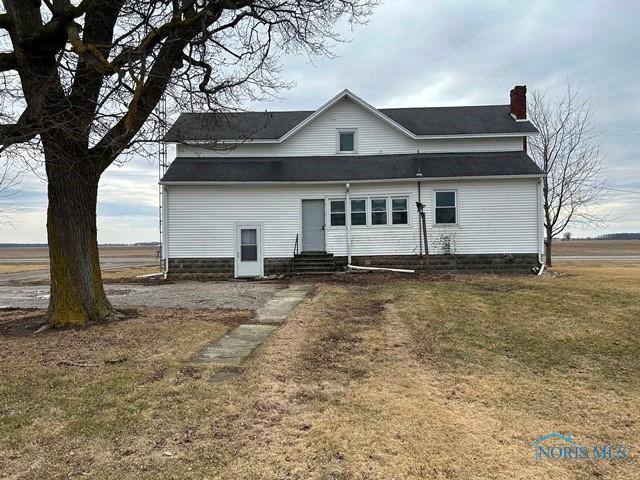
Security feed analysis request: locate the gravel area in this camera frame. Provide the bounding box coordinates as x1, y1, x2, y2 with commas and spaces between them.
0, 281, 284, 310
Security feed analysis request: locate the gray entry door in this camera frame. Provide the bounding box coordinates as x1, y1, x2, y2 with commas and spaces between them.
302, 199, 326, 251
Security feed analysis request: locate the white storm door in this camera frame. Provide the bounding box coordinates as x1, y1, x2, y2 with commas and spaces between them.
235, 225, 262, 278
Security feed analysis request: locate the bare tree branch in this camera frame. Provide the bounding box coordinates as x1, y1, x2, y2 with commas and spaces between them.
0, 12, 13, 31
0, 51, 17, 71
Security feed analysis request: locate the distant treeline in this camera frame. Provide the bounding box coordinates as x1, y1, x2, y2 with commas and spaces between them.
0, 242, 160, 248
584, 233, 640, 240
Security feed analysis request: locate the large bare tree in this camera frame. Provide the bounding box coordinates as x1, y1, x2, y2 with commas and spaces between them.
0, 0, 377, 327
528, 84, 605, 267
0, 156, 20, 224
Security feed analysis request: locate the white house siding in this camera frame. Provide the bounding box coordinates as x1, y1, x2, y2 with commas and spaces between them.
176, 97, 524, 158
165, 179, 540, 259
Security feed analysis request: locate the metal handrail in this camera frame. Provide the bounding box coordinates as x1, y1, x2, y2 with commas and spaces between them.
289, 234, 299, 273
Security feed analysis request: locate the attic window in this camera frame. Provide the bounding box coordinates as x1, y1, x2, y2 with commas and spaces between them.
338, 130, 356, 153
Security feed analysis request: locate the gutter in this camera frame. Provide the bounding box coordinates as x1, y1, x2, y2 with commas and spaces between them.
160, 174, 545, 186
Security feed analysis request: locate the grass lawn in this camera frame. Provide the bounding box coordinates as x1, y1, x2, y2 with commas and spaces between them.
1, 264, 638, 479
552, 239, 640, 256
0, 264, 50, 275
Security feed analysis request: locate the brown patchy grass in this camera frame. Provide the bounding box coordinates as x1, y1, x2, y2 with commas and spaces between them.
0, 263, 49, 274
101, 265, 163, 282
0, 307, 251, 479
0, 265, 161, 283
553, 239, 640, 256
0, 246, 157, 260
1, 264, 639, 479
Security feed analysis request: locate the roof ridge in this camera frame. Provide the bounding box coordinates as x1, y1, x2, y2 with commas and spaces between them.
178, 104, 509, 115
379, 104, 509, 111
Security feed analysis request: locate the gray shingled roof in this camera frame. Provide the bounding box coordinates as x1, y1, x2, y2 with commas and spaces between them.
163, 104, 537, 142
161, 151, 543, 183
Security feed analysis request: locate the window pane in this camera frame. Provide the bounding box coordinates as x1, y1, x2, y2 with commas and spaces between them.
372, 212, 387, 225
330, 200, 345, 213
241, 245, 257, 261
351, 212, 366, 226
241, 229, 256, 245
392, 211, 408, 225
392, 198, 407, 212
371, 198, 387, 212
351, 199, 366, 212
331, 213, 346, 226
436, 191, 456, 207
339, 132, 355, 152
435, 207, 456, 224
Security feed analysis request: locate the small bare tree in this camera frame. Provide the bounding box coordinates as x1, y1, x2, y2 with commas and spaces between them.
529, 84, 605, 267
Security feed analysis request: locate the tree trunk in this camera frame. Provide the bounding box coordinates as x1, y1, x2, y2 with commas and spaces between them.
545, 227, 553, 267
46, 159, 114, 328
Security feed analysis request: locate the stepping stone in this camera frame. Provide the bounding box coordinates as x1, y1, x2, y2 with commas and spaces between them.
191, 324, 277, 365
256, 284, 311, 323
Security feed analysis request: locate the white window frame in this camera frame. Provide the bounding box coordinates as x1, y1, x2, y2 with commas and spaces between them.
433, 190, 458, 226
336, 129, 357, 154
350, 197, 368, 227
391, 196, 409, 225
329, 198, 346, 227
328, 195, 411, 228
370, 197, 389, 226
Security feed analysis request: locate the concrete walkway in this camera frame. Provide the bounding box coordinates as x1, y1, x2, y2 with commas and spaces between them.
192, 324, 278, 365
191, 283, 311, 373
255, 284, 311, 323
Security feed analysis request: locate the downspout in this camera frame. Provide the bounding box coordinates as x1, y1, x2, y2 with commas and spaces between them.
417, 181, 423, 256
163, 186, 169, 279
536, 178, 545, 275
345, 183, 351, 265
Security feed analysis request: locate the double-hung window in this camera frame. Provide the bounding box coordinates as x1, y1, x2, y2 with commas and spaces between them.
350, 199, 367, 226
435, 191, 457, 224
330, 199, 346, 226
391, 197, 408, 225
338, 130, 356, 153
371, 198, 388, 225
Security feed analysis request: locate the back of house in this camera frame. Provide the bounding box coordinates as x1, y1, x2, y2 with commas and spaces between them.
160, 87, 544, 278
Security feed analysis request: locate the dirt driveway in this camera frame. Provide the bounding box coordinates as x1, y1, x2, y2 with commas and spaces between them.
0, 281, 284, 310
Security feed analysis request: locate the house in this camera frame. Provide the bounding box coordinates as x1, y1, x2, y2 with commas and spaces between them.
160, 86, 544, 278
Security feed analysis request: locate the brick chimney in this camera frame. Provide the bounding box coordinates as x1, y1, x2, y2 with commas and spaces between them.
510, 85, 527, 120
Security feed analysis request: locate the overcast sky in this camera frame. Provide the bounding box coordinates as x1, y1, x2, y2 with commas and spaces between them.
1, 0, 639, 243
